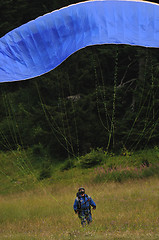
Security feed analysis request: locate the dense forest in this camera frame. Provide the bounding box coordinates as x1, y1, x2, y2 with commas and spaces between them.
0, 0, 159, 161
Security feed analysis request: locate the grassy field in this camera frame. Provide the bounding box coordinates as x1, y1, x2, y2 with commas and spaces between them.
0, 176, 159, 240
0, 148, 159, 239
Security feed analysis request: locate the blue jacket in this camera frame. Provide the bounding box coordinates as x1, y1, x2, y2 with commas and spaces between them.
73, 194, 96, 212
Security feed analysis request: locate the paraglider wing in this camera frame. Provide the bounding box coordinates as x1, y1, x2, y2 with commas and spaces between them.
0, 0, 159, 82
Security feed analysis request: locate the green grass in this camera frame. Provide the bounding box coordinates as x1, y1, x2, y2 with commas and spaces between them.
0, 147, 159, 194
0, 148, 159, 239
0, 178, 159, 239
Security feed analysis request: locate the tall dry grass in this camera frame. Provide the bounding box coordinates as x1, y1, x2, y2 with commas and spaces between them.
0, 177, 159, 239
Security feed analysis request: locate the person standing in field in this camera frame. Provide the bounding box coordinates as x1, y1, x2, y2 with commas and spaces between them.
73, 187, 96, 226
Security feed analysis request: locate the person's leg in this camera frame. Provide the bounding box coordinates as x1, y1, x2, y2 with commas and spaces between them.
87, 213, 92, 224
79, 212, 86, 226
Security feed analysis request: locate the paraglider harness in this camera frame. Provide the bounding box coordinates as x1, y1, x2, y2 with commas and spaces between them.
76, 192, 91, 217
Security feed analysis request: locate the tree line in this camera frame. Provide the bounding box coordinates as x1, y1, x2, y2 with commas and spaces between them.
0, 0, 159, 160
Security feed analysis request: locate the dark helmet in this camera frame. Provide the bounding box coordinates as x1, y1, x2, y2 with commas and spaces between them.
78, 187, 85, 195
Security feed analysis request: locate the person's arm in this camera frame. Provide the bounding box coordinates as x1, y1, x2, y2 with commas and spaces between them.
90, 197, 96, 209
73, 198, 78, 213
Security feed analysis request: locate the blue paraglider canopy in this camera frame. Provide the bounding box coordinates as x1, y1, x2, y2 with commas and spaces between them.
0, 0, 159, 82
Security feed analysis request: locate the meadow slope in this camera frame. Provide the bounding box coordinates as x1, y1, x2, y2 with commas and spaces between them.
0, 177, 159, 240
